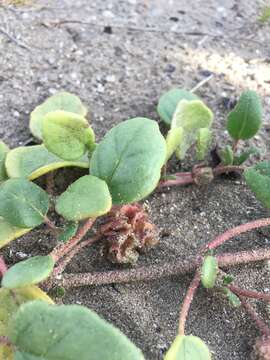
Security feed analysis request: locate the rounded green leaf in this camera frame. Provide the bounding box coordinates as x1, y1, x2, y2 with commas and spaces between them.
0, 141, 9, 182
157, 89, 198, 126
0, 217, 31, 249
42, 110, 95, 161
196, 128, 212, 161
58, 223, 79, 243
56, 175, 112, 221
1, 256, 55, 289
201, 256, 218, 289
166, 127, 184, 161
226, 90, 262, 140
244, 161, 270, 208
222, 288, 241, 308
233, 146, 260, 166
171, 100, 214, 160
0, 287, 53, 360
5, 145, 89, 180
0, 179, 49, 228
10, 301, 144, 360
90, 118, 166, 204
30, 92, 87, 140
165, 335, 211, 360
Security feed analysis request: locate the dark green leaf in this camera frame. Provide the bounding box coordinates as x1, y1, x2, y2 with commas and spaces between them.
5, 145, 89, 180
222, 275, 234, 285
233, 146, 260, 165
164, 335, 211, 359
10, 301, 144, 360
244, 161, 270, 208
90, 118, 166, 204
219, 145, 234, 166
56, 175, 112, 221
0, 179, 49, 228
222, 288, 241, 307
2, 256, 54, 289
42, 111, 95, 161
201, 256, 218, 289
30, 92, 87, 140
58, 223, 78, 243
0, 141, 9, 182
226, 90, 262, 140
157, 89, 198, 126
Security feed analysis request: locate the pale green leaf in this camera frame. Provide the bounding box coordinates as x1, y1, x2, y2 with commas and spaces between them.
0, 179, 49, 228
10, 301, 144, 360
0, 216, 31, 249
233, 146, 260, 165
219, 145, 234, 166
42, 111, 95, 161
165, 335, 211, 360
201, 256, 218, 289
0, 287, 53, 360
30, 92, 87, 140
196, 128, 212, 161
2, 256, 55, 289
5, 145, 89, 180
157, 89, 198, 126
166, 127, 184, 161
171, 100, 213, 160
56, 175, 112, 221
90, 118, 166, 204
226, 91, 262, 140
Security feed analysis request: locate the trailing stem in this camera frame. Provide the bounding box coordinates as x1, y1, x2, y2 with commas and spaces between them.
202, 217, 270, 252
228, 285, 270, 302
239, 296, 270, 338
50, 218, 96, 263
178, 270, 201, 336
49, 248, 270, 289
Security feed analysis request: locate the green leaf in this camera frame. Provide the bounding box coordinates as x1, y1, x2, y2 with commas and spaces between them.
30, 92, 87, 140
5, 145, 89, 180
0, 287, 53, 360
0, 217, 31, 249
0, 141, 9, 182
0, 179, 49, 228
201, 256, 218, 289
90, 118, 166, 204
219, 145, 234, 166
222, 274, 234, 285
10, 301, 144, 360
157, 89, 198, 126
58, 223, 78, 243
56, 175, 112, 221
244, 161, 270, 208
166, 127, 184, 161
42, 111, 95, 161
196, 128, 212, 161
226, 90, 262, 140
164, 335, 211, 360
171, 100, 213, 160
222, 288, 241, 307
2, 256, 55, 289
233, 146, 260, 165
258, 6, 270, 23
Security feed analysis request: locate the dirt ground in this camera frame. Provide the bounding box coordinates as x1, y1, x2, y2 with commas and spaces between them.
0, 0, 270, 359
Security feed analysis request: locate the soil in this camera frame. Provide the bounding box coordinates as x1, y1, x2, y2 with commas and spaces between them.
0, 0, 270, 359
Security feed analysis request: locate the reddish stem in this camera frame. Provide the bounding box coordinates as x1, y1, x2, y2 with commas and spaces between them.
0, 256, 7, 277
159, 173, 194, 188
0, 336, 13, 347
202, 217, 270, 252
44, 216, 59, 237
228, 285, 270, 302
213, 165, 245, 176
49, 248, 270, 289
53, 234, 102, 276
239, 297, 270, 338
232, 139, 240, 153
178, 270, 201, 335
50, 218, 96, 263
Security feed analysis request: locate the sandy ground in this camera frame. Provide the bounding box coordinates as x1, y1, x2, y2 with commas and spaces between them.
0, 1, 270, 359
